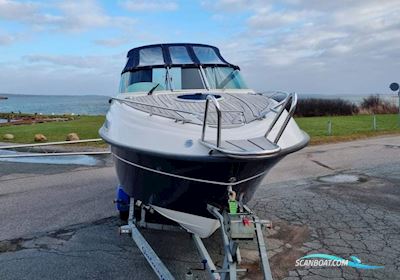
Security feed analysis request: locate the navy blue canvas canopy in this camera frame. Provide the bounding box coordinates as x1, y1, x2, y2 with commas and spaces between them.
122, 43, 239, 74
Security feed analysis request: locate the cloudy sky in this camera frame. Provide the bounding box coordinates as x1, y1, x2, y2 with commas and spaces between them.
0, 0, 399, 96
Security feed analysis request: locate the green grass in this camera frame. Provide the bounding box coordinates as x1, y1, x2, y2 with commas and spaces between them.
0, 114, 399, 146
296, 114, 400, 144
0, 115, 105, 145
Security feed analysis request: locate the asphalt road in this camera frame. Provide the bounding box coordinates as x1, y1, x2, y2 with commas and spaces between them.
0, 135, 399, 280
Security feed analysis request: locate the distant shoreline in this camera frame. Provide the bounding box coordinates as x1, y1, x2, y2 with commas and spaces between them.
0, 94, 110, 115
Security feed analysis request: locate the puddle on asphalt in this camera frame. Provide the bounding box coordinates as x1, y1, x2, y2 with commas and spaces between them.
0, 118, 17, 124
318, 174, 365, 183
0, 150, 99, 166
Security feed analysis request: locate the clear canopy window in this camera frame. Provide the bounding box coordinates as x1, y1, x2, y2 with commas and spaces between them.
120, 66, 248, 93
192, 46, 223, 64
169, 46, 193, 64
120, 69, 166, 93
203, 67, 248, 89
139, 47, 164, 66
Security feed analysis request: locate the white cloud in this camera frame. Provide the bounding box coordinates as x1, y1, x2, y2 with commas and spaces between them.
0, 63, 120, 95
0, 0, 61, 27
0, 0, 38, 20
201, 0, 264, 12
94, 38, 130, 47
56, 0, 110, 31
248, 7, 320, 30
333, 1, 400, 33
23, 54, 122, 70
0, 53, 125, 94
0, 32, 16, 45
225, 1, 400, 66
120, 0, 178, 12
55, 0, 134, 32
208, 0, 400, 94
0, 27, 27, 45
0, 0, 135, 33
1, 0, 399, 95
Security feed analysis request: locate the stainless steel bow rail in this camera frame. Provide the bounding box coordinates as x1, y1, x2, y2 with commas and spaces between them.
118, 196, 274, 280
265, 92, 298, 143
200, 92, 297, 158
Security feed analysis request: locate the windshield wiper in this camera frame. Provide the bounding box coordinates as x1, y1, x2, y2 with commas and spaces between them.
147, 83, 160, 95
218, 69, 238, 89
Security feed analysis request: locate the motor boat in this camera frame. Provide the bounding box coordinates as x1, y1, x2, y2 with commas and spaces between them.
99, 43, 309, 238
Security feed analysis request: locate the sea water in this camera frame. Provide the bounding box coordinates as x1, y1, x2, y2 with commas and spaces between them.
0, 94, 110, 115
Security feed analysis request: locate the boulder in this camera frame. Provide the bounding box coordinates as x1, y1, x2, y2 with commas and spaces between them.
34, 134, 47, 142
3, 133, 14, 140
66, 133, 79, 141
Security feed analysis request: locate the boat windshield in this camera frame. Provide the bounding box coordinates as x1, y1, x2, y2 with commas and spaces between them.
119, 66, 248, 93
203, 67, 248, 89
119, 68, 168, 93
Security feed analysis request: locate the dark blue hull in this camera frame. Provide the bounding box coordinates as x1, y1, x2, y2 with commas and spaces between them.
110, 145, 282, 217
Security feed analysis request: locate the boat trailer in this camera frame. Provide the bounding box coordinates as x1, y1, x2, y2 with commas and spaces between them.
0, 140, 274, 279
118, 193, 274, 280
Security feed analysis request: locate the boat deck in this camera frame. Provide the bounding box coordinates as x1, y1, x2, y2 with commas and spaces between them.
125, 92, 273, 126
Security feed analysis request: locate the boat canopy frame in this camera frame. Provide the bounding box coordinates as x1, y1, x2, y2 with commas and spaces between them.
122, 43, 240, 74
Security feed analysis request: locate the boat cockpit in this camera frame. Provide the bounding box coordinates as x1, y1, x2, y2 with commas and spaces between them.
119, 43, 248, 93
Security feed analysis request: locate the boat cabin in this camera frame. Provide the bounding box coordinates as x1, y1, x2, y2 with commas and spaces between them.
119, 43, 248, 93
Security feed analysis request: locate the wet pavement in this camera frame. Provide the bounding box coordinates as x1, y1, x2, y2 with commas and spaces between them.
0, 150, 101, 165
0, 135, 399, 280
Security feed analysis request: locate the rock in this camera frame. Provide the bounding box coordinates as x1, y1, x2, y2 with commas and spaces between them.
3, 134, 14, 140
66, 133, 79, 141
34, 134, 47, 142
